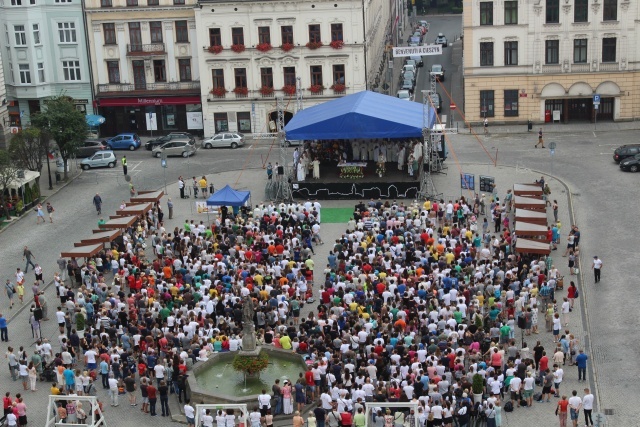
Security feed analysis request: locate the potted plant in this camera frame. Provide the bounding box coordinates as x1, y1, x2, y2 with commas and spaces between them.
208, 45, 223, 54
329, 40, 344, 49
282, 85, 297, 95
256, 43, 272, 52
76, 311, 86, 333
259, 86, 274, 96
231, 44, 246, 53
210, 87, 227, 97
233, 87, 249, 96
232, 352, 269, 377
280, 43, 294, 52
330, 83, 346, 93
306, 41, 323, 50
15, 200, 24, 215
309, 84, 324, 94
472, 373, 484, 403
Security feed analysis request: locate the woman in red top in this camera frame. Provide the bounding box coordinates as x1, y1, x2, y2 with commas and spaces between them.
567, 281, 577, 309
556, 395, 569, 427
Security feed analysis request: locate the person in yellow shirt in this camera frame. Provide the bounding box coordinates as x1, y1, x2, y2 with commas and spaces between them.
279, 334, 292, 350
199, 176, 208, 198
253, 273, 264, 286
423, 200, 431, 210
444, 251, 455, 265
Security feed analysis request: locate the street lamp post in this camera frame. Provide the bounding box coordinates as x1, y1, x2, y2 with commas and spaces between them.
46, 152, 53, 190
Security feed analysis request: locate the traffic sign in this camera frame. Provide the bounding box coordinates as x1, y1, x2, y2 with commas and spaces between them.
450, 103, 457, 110
593, 94, 601, 105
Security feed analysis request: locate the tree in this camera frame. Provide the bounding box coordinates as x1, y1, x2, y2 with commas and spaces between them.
8, 127, 50, 188
0, 150, 19, 220
31, 96, 87, 180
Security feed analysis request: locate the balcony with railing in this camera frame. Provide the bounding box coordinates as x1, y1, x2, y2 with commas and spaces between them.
97, 81, 200, 94
542, 64, 562, 74
599, 62, 619, 71
207, 87, 347, 102
571, 63, 590, 73
126, 43, 166, 56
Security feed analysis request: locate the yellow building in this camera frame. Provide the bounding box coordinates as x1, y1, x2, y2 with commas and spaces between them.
463, 0, 639, 123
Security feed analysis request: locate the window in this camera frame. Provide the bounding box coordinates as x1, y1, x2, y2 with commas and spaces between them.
545, 40, 559, 64
231, 27, 244, 45
209, 28, 221, 46
504, 1, 517, 25
107, 60, 120, 83
32, 24, 41, 45
212, 69, 224, 89
283, 67, 296, 86
58, 22, 77, 43
281, 26, 293, 44
54, 0, 72, 3
178, 59, 191, 81
333, 64, 345, 85
237, 112, 251, 132
331, 23, 343, 41
602, 37, 616, 62
234, 68, 247, 88
310, 65, 323, 86
573, 39, 587, 63
11, 0, 22, 4
153, 60, 166, 82
308, 24, 321, 43
150, 22, 163, 43
261, 67, 273, 88
62, 60, 81, 80
126, 0, 137, 6
504, 89, 518, 117
37, 63, 44, 82
8, 62, 14, 83
100, 0, 112, 7
173, 0, 185, 4
480, 42, 493, 66
480, 2, 493, 25
546, 0, 559, 23
504, 41, 518, 65
19, 64, 31, 84
574, 0, 588, 22
14, 25, 26, 46
147, 0, 158, 5
480, 90, 494, 117
258, 27, 271, 45
103, 23, 116, 44
603, 0, 617, 21
175, 21, 188, 43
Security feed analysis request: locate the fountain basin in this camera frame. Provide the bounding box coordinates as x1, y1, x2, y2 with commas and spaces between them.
188, 347, 308, 405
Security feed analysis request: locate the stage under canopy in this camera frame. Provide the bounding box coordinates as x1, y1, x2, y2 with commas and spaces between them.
292, 164, 421, 199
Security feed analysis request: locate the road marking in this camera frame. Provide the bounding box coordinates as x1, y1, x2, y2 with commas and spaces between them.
593, 131, 597, 137
598, 144, 618, 147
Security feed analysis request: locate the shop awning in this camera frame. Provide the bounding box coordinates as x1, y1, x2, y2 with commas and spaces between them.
130, 190, 164, 203
99, 215, 138, 229
7, 170, 40, 191
515, 238, 551, 255
114, 202, 153, 217
513, 184, 543, 197
98, 96, 201, 107
514, 221, 548, 238
514, 209, 548, 225
61, 243, 104, 258
513, 196, 546, 211
79, 229, 122, 245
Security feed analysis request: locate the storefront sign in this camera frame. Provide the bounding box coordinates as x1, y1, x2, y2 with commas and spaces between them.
146, 113, 158, 131
392, 44, 442, 57
98, 96, 201, 107
187, 112, 204, 130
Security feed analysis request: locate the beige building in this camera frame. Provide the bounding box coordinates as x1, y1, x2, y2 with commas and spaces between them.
194, 0, 392, 137
84, 0, 202, 136
463, 0, 639, 123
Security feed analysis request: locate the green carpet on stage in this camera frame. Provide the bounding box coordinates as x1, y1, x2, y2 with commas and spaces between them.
321, 207, 354, 223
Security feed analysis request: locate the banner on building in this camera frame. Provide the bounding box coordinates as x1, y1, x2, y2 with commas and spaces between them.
187, 112, 204, 130
392, 44, 442, 57
145, 113, 158, 131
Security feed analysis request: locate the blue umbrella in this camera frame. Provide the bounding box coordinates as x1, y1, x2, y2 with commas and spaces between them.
86, 114, 106, 127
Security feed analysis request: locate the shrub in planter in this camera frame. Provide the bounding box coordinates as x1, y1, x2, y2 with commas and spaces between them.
329, 40, 344, 49
232, 352, 269, 375
305, 41, 323, 50
210, 87, 227, 97
309, 84, 324, 94
233, 87, 249, 95
256, 43, 272, 52
231, 44, 246, 53
330, 83, 346, 93
472, 373, 484, 395
280, 43, 294, 52
259, 86, 274, 96
282, 85, 297, 95
208, 45, 223, 54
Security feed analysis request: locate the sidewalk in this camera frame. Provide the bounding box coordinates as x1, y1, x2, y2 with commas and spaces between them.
459, 119, 640, 135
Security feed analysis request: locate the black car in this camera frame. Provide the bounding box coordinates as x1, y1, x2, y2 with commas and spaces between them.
620, 153, 640, 172
613, 144, 640, 163
76, 140, 107, 158
145, 132, 195, 150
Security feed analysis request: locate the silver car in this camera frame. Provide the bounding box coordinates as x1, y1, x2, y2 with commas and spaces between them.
80, 150, 117, 170
152, 140, 196, 158
202, 132, 245, 149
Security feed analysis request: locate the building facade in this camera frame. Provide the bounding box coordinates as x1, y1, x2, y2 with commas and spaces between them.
0, 0, 94, 130
463, 0, 639, 123
194, 0, 391, 137
85, 0, 202, 136
0, 50, 9, 149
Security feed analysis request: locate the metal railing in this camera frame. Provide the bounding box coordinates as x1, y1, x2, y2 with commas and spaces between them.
571, 63, 590, 73
127, 43, 166, 54
541, 64, 562, 73
599, 62, 619, 71
97, 81, 200, 93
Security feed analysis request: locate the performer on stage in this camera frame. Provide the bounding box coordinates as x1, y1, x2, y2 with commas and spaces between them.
312, 157, 320, 179
408, 154, 415, 177
297, 160, 306, 181
377, 150, 386, 177
397, 145, 406, 171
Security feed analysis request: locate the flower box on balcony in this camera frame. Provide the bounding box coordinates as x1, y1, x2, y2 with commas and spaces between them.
330, 83, 346, 94
233, 87, 249, 96
282, 85, 297, 95
259, 86, 274, 96
309, 84, 324, 94
329, 40, 344, 49
231, 44, 246, 53
210, 87, 227, 97
306, 41, 323, 50
208, 45, 223, 54
256, 43, 272, 52
280, 43, 295, 52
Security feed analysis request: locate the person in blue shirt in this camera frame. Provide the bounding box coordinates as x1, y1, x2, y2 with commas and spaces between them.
63, 367, 76, 392
0, 312, 8, 342
100, 360, 110, 388
575, 349, 588, 381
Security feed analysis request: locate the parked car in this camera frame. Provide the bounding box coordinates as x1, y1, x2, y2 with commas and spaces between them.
104, 133, 141, 151
401, 79, 414, 93
431, 64, 445, 81
620, 153, 640, 172
403, 70, 416, 85
613, 144, 640, 163
145, 132, 195, 150
76, 140, 106, 158
402, 64, 416, 74
435, 33, 448, 47
201, 132, 245, 149
282, 140, 304, 147
80, 150, 117, 170
410, 56, 424, 67
429, 93, 441, 112
152, 140, 197, 158
396, 90, 412, 101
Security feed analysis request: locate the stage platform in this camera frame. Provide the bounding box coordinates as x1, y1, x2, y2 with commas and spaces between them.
292, 163, 421, 200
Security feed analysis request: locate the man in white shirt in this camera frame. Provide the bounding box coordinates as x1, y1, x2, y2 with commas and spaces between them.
582, 388, 594, 427
568, 390, 582, 427
509, 375, 522, 407
184, 400, 196, 427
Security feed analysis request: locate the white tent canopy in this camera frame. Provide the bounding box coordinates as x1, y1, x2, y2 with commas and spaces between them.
7, 169, 40, 191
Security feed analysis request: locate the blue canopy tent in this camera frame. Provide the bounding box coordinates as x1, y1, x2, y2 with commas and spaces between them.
284, 91, 437, 140
206, 184, 250, 207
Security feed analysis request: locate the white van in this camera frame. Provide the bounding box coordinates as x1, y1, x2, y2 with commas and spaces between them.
402, 64, 416, 74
